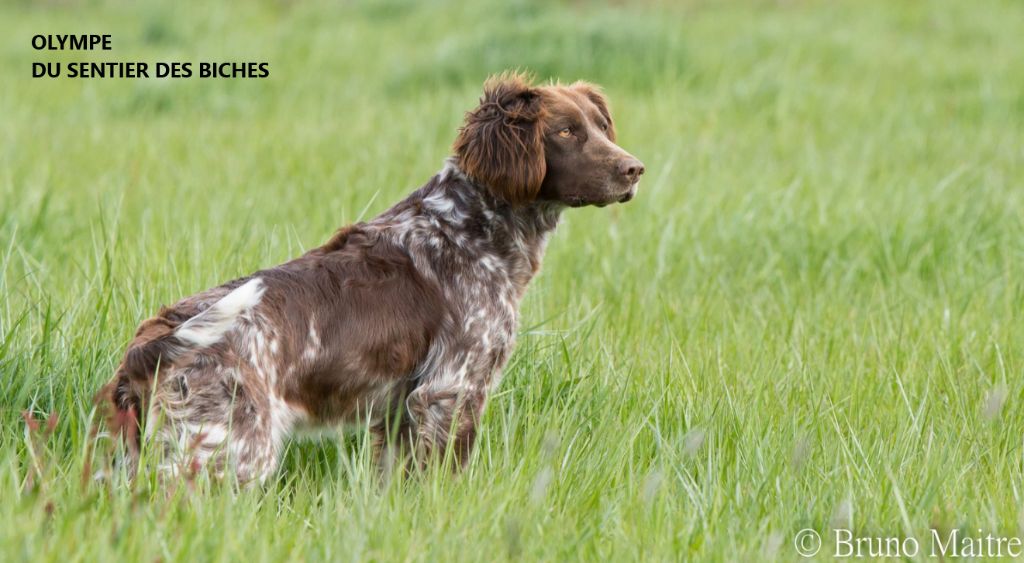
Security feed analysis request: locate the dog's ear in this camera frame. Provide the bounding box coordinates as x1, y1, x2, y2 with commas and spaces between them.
572, 82, 615, 142
453, 72, 546, 205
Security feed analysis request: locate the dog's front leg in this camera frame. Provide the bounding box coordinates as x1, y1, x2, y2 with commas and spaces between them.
405, 381, 487, 469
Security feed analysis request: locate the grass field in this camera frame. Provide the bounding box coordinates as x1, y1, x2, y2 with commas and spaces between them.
2, 0, 1024, 560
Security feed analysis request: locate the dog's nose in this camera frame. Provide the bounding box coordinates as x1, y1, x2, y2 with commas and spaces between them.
618, 158, 645, 183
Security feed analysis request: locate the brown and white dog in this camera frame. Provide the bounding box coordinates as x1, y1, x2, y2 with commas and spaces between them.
100, 72, 644, 483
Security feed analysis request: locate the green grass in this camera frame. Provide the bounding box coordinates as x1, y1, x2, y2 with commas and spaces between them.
2, 0, 1024, 560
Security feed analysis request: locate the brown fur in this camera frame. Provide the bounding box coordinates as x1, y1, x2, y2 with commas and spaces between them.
573, 82, 616, 141
453, 72, 547, 206
98, 72, 644, 483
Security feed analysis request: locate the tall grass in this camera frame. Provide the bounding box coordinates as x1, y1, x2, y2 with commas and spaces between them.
2, 0, 1024, 560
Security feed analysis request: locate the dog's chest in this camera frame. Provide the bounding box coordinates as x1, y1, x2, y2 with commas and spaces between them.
415, 253, 523, 390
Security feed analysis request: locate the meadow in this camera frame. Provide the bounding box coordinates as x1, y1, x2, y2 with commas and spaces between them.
2, 0, 1024, 560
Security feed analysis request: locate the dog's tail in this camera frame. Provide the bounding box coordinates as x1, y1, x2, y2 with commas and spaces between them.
96, 278, 266, 443
172, 278, 265, 348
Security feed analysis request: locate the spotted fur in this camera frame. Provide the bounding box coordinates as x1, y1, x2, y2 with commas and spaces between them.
98, 73, 644, 484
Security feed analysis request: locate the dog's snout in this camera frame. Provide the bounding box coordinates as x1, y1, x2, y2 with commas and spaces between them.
617, 158, 645, 183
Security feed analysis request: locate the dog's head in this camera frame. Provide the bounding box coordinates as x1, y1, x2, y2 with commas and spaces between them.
453, 72, 644, 207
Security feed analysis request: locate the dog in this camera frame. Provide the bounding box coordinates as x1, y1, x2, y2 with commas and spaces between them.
99, 71, 645, 483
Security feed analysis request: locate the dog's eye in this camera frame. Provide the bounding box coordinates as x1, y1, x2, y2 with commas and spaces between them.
600, 122, 609, 132
557, 128, 572, 138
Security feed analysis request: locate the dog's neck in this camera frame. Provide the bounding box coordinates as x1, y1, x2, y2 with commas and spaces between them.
379, 159, 564, 297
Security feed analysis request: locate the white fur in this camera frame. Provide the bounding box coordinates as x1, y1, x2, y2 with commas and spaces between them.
176, 278, 265, 347
302, 322, 321, 362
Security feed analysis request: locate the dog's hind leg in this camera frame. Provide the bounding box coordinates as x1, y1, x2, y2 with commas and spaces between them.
143, 360, 297, 485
